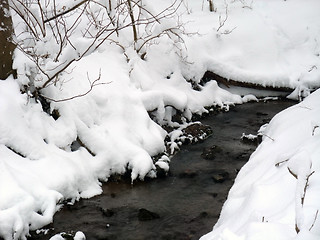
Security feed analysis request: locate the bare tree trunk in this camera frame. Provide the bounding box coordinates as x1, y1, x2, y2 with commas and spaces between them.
0, 0, 16, 80
127, 0, 138, 45
208, 0, 214, 12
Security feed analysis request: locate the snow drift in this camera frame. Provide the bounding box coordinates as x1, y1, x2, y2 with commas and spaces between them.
201, 89, 320, 240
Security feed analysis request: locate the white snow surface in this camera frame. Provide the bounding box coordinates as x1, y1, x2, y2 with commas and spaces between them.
201, 89, 320, 240
1, 0, 320, 239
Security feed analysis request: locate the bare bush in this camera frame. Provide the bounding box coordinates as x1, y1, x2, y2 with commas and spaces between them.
9, 0, 184, 98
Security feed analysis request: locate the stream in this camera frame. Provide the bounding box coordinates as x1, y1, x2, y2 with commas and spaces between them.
30, 99, 295, 240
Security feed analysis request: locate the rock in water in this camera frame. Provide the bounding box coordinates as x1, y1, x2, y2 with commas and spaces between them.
100, 208, 115, 217
201, 145, 223, 160
138, 208, 160, 221
212, 171, 229, 183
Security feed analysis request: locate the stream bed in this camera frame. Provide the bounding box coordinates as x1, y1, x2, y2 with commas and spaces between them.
31, 99, 295, 240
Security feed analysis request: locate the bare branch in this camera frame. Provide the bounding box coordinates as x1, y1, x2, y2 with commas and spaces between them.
301, 171, 315, 205
217, 3, 229, 32
309, 210, 319, 231
40, 70, 111, 102
288, 167, 298, 179
275, 159, 289, 167
12, 0, 185, 92
312, 125, 319, 136
44, 0, 88, 23
261, 134, 275, 141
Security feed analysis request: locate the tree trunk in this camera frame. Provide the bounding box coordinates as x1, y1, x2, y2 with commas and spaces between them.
0, 0, 16, 80
127, 0, 138, 45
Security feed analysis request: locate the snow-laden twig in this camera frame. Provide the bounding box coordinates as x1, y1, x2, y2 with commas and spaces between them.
261, 134, 275, 141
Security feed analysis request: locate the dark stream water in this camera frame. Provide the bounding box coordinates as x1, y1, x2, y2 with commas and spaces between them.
31, 100, 295, 240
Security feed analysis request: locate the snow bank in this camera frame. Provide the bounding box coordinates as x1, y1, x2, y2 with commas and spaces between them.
181, 0, 320, 95
0, 32, 242, 240
201, 89, 320, 240
0, 46, 168, 238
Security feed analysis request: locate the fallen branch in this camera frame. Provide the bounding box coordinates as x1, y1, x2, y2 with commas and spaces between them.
201, 71, 294, 92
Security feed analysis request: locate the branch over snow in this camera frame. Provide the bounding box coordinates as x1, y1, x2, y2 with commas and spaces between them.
40, 70, 111, 102
44, 0, 88, 23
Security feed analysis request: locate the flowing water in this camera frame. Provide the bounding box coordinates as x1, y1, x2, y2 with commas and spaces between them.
30, 100, 295, 240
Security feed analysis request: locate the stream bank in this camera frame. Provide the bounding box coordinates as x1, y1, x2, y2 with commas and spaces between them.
29, 99, 296, 240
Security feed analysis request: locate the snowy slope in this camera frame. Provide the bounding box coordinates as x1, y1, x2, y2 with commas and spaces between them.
201, 88, 320, 240
1, 0, 320, 239
181, 0, 320, 97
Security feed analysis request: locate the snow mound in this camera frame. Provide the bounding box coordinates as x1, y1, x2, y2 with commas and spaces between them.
182, 0, 320, 95
201, 89, 320, 240
0, 41, 243, 239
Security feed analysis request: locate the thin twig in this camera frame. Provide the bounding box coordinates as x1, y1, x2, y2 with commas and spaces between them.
40, 70, 111, 102
312, 125, 319, 136
44, 0, 89, 23
301, 171, 315, 205
217, 2, 229, 32
309, 210, 319, 231
275, 159, 289, 167
261, 134, 275, 141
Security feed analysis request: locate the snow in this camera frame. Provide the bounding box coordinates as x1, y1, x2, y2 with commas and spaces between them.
201, 89, 320, 240
1, 0, 320, 239
48, 231, 85, 240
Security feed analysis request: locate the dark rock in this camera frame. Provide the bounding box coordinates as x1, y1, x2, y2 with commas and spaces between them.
178, 170, 198, 178
212, 171, 229, 183
188, 211, 209, 223
256, 112, 268, 117
162, 125, 175, 134
236, 152, 250, 161
51, 109, 60, 120
201, 145, 222, 160
198, 211, 208, 218
108, 169, 132, 183
60, 232, 75, 240
156, 165, 168, 178
101, 208, 115, 217
183, 123, 213, 140
210, 193, 218, 198
171, 111, 185, 124
138, 208, 160, 221
161, 232, 192, 240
